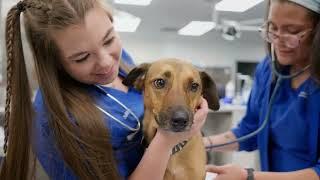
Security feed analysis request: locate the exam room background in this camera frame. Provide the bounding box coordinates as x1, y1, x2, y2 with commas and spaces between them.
0, 0, 267, 81
0, 0, 267, 168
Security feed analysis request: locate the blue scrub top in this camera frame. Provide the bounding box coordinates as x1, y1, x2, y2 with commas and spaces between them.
232, 56, 320, 175
34, 49, 144, 179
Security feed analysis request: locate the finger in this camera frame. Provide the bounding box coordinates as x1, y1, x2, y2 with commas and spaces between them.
193, 99, 208, 125
206, 165, 225, 174
201, 97, 208, 108
197, 98, 208, 114
197, 97, 208, 110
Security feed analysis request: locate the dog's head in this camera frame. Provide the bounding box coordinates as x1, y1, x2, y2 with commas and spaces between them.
123, 59, 220, 132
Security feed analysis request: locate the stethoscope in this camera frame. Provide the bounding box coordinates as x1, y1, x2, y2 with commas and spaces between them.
94, 85, 141, 141
206, 45, 311, 149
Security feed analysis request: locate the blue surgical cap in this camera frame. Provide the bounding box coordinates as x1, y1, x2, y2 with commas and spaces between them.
289, 0, 320, 13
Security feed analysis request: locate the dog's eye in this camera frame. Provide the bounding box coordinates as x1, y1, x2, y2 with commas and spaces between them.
190, 83, 199, 92
154, 79, 166, 89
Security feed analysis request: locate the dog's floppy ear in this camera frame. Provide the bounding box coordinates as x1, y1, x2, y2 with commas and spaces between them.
200, 71, 220, 111
122, 63, 151, 91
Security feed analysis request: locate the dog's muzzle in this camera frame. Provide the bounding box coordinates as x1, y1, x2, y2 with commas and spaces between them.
171, 110, 189, 131
157, 106, 193, 132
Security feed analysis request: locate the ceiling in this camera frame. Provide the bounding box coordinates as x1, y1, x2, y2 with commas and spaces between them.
1, 0, 268, 42
111, 0, 268, 42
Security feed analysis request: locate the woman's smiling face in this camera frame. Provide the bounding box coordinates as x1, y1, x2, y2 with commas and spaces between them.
52, 7, 122, 85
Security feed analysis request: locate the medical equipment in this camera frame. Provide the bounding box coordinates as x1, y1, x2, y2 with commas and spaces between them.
206, 45, 310, 149
210, 2, 263, 41
94, 85, 141, 141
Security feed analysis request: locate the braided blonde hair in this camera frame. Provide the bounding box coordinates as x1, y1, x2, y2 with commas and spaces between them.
1, 0, 121, 179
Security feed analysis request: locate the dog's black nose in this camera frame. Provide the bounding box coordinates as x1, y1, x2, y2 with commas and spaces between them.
171, 110, 189, 132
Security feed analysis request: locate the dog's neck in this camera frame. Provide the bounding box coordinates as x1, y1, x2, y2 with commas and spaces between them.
171, 140, 188, 155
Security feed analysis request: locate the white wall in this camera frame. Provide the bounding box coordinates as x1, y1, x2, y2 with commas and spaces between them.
119, 32, 266, 69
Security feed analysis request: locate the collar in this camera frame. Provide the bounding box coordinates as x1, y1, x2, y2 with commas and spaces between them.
171, 140, 188, 155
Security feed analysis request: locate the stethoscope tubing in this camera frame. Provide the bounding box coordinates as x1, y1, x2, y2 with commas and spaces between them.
206, 45, 310, 150
94, 85, 141, 132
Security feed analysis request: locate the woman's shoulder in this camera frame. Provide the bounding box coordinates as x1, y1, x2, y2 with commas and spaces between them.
307, 79, 320, 99
33, 90, 48, 118
121, 48, 135, 66
255, 56, 272, 77
33, 90, 51, 134
119, 48, 135, 78
253, 56, 272, 85
34, 90, 44, 106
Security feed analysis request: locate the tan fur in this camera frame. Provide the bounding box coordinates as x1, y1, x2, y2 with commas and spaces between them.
124, 58, 220, 180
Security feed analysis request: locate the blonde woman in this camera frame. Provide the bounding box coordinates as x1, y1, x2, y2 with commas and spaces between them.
0, 0, 208, 179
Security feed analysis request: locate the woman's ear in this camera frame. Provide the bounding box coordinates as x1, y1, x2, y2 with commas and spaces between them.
200, 71, 220, 111
122, 63, 151, 91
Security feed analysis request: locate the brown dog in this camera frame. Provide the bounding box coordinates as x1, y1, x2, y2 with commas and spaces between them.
123, 58, 220, 180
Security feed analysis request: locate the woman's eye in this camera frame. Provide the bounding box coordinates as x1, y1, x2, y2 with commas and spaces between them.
267, 24, 278, 32
104, 37, 114, 46
287, 29, 301, 35
153, 79, 166, 89
190, 82, 199, 92
74, 54, 89, 63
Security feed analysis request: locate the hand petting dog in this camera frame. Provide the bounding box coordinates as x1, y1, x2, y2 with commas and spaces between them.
157, 97, 208, 147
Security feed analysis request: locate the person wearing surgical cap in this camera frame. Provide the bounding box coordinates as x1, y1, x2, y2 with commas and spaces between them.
205, 0, 320, 179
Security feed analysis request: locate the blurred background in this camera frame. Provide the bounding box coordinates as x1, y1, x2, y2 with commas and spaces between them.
0, 0, 268, 174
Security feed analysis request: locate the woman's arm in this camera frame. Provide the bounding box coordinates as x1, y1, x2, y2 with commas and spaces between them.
128, 132, 175, 180
206, 164, 319, 180
254, 169, 319, 180
203, 58, 272, 154
203, 131, 239, 152
129, 97, 208, 180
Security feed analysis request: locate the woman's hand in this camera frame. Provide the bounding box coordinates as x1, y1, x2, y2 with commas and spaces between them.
206, 164, 248, 180
155, 97, 209, 148
203, 136, 213, 148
